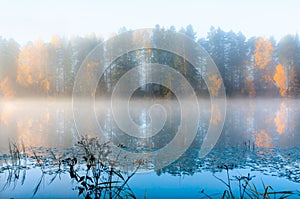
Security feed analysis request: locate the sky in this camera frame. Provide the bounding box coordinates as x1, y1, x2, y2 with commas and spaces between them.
1, 0, 300, 44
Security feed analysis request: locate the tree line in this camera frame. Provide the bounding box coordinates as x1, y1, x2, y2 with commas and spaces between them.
0, 25, 300, 98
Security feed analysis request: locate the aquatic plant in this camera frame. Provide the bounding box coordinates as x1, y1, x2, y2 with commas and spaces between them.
69, 135, 140, 199
0, 137, 141, 199
200, 165, 298, 199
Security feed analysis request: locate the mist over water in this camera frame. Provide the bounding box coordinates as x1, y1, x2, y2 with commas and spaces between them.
1, 98, 299, 153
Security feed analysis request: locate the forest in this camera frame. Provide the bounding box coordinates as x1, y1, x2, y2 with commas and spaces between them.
0, 25, 300, 98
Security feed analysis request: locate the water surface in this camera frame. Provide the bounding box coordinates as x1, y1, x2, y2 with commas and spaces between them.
0, 99, 300, 198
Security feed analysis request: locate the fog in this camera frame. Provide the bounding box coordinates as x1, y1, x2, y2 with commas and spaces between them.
0, 98, 299, 153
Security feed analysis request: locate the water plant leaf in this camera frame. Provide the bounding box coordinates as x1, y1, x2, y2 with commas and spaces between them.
112, 170, 125, 181
86, 176, 93, 183
78, 187, 84, 196
79, 176, 85, 182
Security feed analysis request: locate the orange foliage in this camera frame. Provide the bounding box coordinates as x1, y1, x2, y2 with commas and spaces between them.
50, 35, 62, 48
274, 102, 287, 134
255, 130, 272, 148
0, 77, 16, 98
42, 78, 50, 91
254, 38, 274, 69
273, 64, 287, 96
208, 74, 222, 97
210, 104, 221, 125
17, 39, 49, 93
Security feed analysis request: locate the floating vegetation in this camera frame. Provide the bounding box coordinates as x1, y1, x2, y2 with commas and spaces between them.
1, 138, 300, 198
200, 165, 299, 199
0, 136, 143, 198
156, 145, 300, 184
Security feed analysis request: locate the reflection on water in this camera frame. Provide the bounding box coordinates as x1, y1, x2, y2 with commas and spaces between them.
1, 99, 299, 151
0, 99, 300, 198
0, 100, 75, 152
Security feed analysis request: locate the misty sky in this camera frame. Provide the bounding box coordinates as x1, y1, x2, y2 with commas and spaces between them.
1, 0, 299, 44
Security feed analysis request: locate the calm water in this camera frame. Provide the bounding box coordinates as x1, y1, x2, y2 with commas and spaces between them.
0, 99, 300, 198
